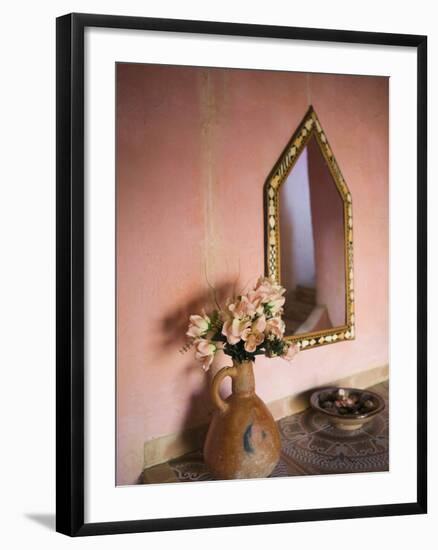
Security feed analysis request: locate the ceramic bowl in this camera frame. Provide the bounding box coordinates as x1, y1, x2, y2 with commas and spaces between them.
310, 386, 385, 431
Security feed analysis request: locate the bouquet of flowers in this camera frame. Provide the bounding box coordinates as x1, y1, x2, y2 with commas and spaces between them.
185, 276, 299, 370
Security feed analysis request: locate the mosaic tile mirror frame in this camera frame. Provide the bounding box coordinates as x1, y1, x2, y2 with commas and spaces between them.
264, 106, 355, 351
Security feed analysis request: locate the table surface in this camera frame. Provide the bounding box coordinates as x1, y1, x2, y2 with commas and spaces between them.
142, 381, 389, 484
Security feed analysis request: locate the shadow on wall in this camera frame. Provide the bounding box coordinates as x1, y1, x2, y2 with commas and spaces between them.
159, 280, 239, 351
157, 280, 239, 448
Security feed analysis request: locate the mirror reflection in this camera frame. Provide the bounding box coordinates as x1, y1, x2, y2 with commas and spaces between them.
279, 135, 346, 336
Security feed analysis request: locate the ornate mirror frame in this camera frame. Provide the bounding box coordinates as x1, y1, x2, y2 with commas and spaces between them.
264, 106, 355, 351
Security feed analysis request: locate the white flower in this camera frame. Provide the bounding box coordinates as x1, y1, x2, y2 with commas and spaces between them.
282, 343, 299, 361
222, 318, 251, 345
194, 339, 219, 371
265, 317, 285, 339
186, 313, 210, 339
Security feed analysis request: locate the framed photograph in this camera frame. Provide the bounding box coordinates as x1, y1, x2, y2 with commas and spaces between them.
56, 13, 427, 536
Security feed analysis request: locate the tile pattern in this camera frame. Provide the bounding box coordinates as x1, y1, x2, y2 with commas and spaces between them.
145, 382, 388, 483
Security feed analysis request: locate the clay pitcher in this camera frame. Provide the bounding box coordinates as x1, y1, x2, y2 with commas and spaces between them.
203, 360, 281, 479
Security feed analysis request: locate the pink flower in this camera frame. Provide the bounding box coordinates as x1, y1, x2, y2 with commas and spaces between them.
228, 294, 260, 320
243, 331, 265, 353
186, 274, 292, 369
241, 315, 266, 352
194, 339, 218, 371
251, 315, 267, 333
245, 290, 265, 315
222, 318, 251, 345
282, 343, 299, 361
253, 277, 286, 316
255, 276, 285, 298
265, 317, 285, 339
266, 295, 285, 315
186, 313, 210, 339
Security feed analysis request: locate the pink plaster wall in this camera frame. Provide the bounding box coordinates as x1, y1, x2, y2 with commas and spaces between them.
116, 64, 388, 485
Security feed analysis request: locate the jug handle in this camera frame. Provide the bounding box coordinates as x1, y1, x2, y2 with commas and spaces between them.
211, 365, 237, 413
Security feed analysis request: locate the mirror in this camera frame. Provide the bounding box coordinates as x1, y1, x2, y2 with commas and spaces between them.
279, 135, 346, 335
264, 107, 355, 350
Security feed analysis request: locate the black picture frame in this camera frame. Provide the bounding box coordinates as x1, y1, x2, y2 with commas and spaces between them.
56, 12, 427, 537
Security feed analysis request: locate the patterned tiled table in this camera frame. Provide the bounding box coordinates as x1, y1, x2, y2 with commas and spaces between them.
143, 381, 388, 484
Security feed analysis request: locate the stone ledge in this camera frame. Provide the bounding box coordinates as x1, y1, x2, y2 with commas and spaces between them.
143, 363, 389, 469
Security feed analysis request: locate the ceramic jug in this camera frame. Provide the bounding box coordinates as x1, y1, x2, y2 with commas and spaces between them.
203, 360, 281, 479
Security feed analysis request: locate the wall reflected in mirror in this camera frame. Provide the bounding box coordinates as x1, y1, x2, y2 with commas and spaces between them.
279, 135, 346, 336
